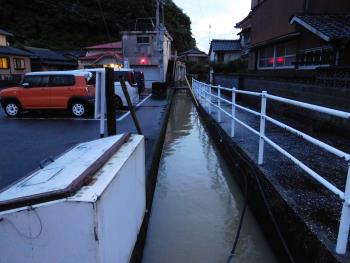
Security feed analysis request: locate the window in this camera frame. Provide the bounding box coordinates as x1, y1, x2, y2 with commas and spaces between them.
275, 42, 296, 68
0, 57, 9, 69
14, 58, 25, 70
258, 41, 296, 69
296, 47, 333, 67
50, 75, 75, 86
22, 75, 50, 87
217, 52, 225, 63
258, 46, 274, 68
137, 36, 150, 44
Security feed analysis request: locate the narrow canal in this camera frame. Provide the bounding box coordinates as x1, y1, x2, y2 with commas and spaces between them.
142, 91, 277, 263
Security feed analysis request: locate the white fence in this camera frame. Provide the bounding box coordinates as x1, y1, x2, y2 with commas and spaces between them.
192, 78, 350, 255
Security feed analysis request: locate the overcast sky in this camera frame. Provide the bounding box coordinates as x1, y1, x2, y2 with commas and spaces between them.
172, 0, 251, 53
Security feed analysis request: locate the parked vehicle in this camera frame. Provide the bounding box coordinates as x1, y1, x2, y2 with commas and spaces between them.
134, 71, 145, 94
75, 68, 139, 109
113, 69, 139, 108
0, 72, 95, 117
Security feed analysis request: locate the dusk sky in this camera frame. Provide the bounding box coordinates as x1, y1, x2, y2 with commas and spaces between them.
173, 0, 251, 53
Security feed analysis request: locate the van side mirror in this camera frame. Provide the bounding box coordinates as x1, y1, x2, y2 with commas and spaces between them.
22, 82, 30, 88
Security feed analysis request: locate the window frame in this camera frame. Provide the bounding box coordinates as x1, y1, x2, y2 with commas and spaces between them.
22, 75, 50, 88
13, 57, 25, 70
257, 42, 296, 70
0, 57, 9, 70
49, 75, 76, 87
136, 36, 150, 45
217, 52, 225, 63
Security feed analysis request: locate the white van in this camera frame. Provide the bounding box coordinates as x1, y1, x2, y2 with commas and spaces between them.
72, 68, 139, 109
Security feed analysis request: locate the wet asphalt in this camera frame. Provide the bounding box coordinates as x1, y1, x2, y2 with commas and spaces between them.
0, 94, 169, 190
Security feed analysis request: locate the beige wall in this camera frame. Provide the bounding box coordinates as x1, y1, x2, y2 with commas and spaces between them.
0, 55, 31, 79
0, 35, 7, 46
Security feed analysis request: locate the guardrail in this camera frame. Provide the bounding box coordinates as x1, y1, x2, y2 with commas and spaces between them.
191, 78, 350, 255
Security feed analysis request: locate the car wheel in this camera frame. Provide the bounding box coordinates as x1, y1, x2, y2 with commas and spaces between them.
4, 101, 21, 117
71, 102, 86, 117
115, 96, 123, 110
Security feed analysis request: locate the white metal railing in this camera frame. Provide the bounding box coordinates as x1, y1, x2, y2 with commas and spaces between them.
191, 78, 350, 255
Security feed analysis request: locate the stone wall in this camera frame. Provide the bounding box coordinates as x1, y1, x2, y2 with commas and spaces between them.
214, 73, 350, 133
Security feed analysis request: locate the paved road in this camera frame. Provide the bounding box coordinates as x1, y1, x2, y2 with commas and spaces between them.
0, 94, 169, 190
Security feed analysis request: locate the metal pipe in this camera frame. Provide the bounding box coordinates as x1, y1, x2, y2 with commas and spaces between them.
218, 86, 221, 122
265, 115, 350, 161
267, 94, 350, 120
231, 88, 236, 137
258, 91, 267, 165
336, 163, 350, 254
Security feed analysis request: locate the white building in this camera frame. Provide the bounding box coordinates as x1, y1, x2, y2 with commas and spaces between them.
121, 29, 173, 88
209, 39, 242, 63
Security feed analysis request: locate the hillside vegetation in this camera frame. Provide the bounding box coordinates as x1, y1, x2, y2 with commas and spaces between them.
0, 0, 195, 51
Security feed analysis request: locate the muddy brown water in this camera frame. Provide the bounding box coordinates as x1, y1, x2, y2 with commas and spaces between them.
142, 92, 277, 263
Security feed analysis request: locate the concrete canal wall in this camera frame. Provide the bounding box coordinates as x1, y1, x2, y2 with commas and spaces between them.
130, 89, 175, 263
193, 91, 349, 263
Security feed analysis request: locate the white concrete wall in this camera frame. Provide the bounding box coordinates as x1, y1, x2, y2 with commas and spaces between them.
0, 135, 145, 263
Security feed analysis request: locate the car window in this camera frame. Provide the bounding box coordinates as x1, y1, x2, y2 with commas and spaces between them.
50, 75, 75, 86
114, 71, 127, 81
23, 75, 50, 87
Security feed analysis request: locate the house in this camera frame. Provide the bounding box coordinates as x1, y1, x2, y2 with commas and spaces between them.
236, 13, 252, 60
121, 29, 173, 88
56, 50, 87, 63
209, 39, 242, 64
179, 48, 208, 63
78, 41, 123, 69
235, 0, 350, 71
0, 29, 31, 85
24, 47, 77, 71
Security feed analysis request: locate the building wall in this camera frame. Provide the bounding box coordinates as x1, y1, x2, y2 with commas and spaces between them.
250, 0, 304, 46
211, 51, 241, 63
297, 27, 327, 51
132, 66, 159, 89
0, 55, 31, 79
122, 32, 159, 66
123, 31, 172, 82
308, 0, 350, 13
0, 35, 7, 46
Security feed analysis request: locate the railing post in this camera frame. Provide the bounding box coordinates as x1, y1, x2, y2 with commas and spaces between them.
231, 88, 236, 137
258, 91, 267, 165
218, 85, 221, 122
336, 163, 350, 254
208, 84, 212, 114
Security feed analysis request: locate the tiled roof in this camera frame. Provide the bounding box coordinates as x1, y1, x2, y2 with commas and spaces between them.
24, 47, 76, 66
180, 48, 207, 56
210, 39, 241, 53
0, 29, 13, 37
291, 14, 350, 41
79, 52, 123, 63
55, 50, 87, 58
86, 41, 122, 50
0, 46, 31, 57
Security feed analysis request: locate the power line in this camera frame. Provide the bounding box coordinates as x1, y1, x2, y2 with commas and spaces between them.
95, 0, 112, 43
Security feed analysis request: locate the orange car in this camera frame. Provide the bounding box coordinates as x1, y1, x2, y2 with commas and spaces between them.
0, 72, 95, 117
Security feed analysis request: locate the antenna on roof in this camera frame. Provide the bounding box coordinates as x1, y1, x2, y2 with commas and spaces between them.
209, 24, 212, 45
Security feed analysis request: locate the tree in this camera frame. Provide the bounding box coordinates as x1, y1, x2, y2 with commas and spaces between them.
0, 0, 195, 51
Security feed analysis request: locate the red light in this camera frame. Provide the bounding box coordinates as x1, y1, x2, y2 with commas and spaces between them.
277, 57, 284, 63
140, 58, 146, 65
268, 58, 274, 64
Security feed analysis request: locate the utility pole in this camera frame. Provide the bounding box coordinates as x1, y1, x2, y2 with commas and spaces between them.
156, 0, 165, 82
